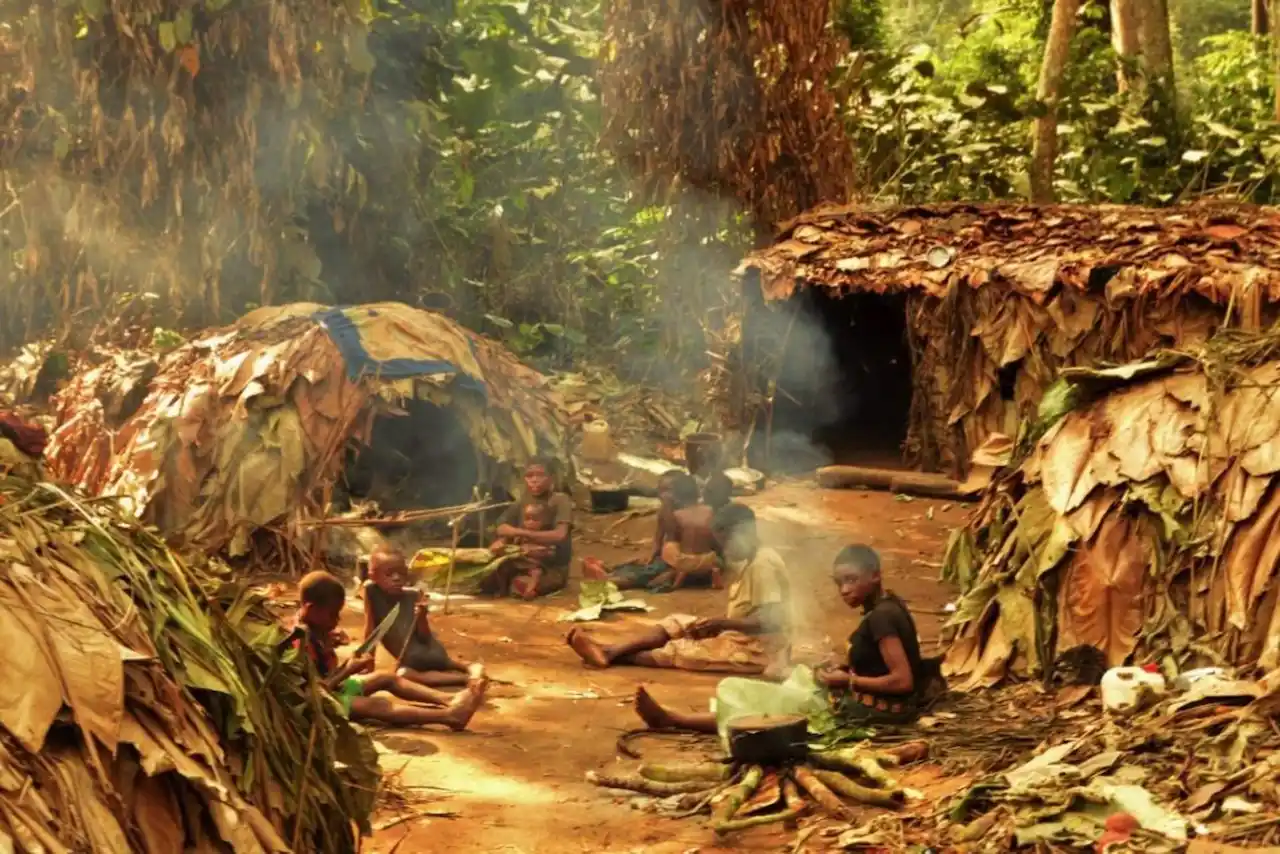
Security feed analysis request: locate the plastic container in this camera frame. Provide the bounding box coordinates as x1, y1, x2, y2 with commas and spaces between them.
580, 419, 616, 463
1101, 666, 1167, 714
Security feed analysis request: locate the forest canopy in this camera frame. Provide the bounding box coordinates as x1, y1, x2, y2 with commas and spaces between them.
0, 0, 1276, 370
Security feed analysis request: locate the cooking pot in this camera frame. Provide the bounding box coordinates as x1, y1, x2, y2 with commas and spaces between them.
725, 714, 810, 765
588, 487, 630, 513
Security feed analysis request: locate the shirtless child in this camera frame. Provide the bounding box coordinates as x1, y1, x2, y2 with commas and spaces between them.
291, 571, 488, 729
650, 474, 721, 590
362, 546, 473, 688
586, 473, 720, 591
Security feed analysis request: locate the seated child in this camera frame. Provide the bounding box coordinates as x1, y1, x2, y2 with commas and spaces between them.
363, 546, 473, 688
702, 471, 734, 512
488, 502, 558, 599
292, 570, 488, 729
587, 473, 720, 591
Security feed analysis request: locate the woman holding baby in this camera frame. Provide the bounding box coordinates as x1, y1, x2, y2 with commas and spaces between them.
484, 457, 574, 599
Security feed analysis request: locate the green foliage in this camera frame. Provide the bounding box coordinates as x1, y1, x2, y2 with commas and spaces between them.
834, 0, 888, 51
1, 0, 1276, 380
844, 2, 1280, 206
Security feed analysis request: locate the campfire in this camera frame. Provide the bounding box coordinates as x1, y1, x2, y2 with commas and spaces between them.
587, 714, 929, 836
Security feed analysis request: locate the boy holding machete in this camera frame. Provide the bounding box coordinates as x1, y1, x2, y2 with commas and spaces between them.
290, 571, 488, 729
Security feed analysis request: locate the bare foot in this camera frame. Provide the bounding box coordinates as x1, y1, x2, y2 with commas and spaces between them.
566, 628, 610, 668
633, 686, 676, 729
443, 677, 489, 731
582, 558, 608, 580
511, 575, 539, 600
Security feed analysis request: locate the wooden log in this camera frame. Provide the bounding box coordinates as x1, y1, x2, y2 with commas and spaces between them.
815, 465, 978, 501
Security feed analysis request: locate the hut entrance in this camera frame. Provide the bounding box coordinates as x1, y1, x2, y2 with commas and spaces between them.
338, 399, 480, 513
767, 289, 913, 471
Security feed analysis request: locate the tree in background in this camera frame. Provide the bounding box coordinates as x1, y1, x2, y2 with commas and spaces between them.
1031, 0, 1082, 201
598, 0, 854, 234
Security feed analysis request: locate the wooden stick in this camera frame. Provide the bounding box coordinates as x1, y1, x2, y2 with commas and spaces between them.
296, 500, 511, 528
442, 514, 461, 616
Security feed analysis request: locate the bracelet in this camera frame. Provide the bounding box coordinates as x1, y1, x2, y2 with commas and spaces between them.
847, 673, 857, 690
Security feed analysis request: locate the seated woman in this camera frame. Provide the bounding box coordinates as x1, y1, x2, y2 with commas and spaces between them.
485, 458, 573, 598
629, 544, 927, 734
588, 472, 721, 592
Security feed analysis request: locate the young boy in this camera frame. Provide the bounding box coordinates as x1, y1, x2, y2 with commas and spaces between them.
293, 570, 487, 729
651, 474, 721, 590
568, 504, 789, 676
587, 472, 720, 591
362, 546, 473, 688
486, 458, 573, 598
702, 471, 734, 512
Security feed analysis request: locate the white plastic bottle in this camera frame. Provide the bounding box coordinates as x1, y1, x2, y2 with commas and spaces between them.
1100, 666, 1167, 714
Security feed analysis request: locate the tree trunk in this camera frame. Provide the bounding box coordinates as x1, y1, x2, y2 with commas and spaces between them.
1030, 0, 1081, 203
1135, 0, 1174, 87
1274, 0, 1280, 121
1110, 0, 1140, 91
1255, 0, 1270, 37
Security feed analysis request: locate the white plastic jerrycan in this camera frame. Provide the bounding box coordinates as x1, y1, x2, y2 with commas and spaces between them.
1101, 665, 1167, 714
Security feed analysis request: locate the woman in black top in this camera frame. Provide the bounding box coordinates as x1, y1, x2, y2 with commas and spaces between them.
817, 545, 924, 724
631, 544, 929, 734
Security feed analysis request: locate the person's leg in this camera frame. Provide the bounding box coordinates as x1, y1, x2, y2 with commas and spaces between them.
348, 690, 484, 730
633, 685, 717, 733
350, 666, 489, 730
397, 637, 473, 687
355, 672, 451, 706
566, 625, 673, 668
397, 667, 470, 688
478, 558, 522, 596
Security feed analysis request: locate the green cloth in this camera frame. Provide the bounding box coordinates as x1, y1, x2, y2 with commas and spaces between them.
337, 677, 363, 718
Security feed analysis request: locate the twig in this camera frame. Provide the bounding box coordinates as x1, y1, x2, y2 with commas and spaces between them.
443, 515, 461, 616
373, 810, 459, 833
297, 501, 511, 528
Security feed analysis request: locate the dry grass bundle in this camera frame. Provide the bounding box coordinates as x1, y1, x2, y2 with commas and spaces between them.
599, 0, 854, 231
0, 473, 378, 852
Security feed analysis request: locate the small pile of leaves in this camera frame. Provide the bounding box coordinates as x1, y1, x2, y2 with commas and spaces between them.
0, 474, 378, 852
945, 671, 1280, 850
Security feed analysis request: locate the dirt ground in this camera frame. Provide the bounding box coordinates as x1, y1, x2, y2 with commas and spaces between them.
358, 483, 963, 853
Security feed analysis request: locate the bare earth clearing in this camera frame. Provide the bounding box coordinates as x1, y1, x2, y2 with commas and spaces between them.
352, 485, 963, 853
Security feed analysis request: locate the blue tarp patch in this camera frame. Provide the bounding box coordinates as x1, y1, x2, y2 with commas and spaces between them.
312, 308, 487, 395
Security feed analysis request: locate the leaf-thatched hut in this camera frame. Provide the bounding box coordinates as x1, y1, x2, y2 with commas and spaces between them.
729, 203, 1280, 475
45, 303, 568, 562
0, 474, 377, 851
942, 331, 1280, 686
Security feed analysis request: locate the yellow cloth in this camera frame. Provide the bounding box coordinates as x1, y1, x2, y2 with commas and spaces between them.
724, 547, 787, 622
651, 615, 770, 675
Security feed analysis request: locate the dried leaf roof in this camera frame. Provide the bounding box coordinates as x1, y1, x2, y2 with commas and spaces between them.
943, 332, 1280, 685
45, 303, 568, 560
738, 202, 1280, 304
